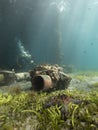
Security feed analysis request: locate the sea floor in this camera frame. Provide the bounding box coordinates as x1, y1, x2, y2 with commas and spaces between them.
0, 71, 98, 92
68, 71, 98, 91
0, 71, 98, 130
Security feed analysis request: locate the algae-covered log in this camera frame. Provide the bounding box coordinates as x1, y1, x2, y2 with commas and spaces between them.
0, 70, 16, 86
30, 64, 72, 91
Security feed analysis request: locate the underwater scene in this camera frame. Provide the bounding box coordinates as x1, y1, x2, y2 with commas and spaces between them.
0, 0, 98, 129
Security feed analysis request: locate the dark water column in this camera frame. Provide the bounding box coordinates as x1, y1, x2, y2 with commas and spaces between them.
29, 1, 61, 64
0, 0, 18, 69
0, 0, 61, 70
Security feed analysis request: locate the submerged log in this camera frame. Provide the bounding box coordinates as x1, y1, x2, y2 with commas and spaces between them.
15, 72, 30, 82
30, 64, 72, 91
32, 75, 52, 91
0, 70, 16, 86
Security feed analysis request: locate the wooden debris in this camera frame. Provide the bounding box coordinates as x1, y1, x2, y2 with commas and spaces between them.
30, 64, 72, 91
0, 70, 16, 86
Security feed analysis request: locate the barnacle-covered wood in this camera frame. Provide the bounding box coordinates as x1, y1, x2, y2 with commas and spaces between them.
0, 70, 16, 86
30, 64, 72, 90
